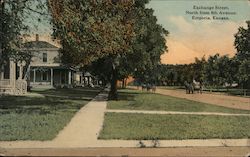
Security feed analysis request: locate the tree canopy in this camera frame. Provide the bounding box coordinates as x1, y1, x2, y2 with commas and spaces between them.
234, 21, 250, 61
49, 0, 144, 66
49, 0, 168, 99
234, 21, 250, 88
0, 0, 47, 65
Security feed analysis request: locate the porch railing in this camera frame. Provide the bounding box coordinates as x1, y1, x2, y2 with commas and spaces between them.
0, 80, 11, 87
15, 80, 27, 95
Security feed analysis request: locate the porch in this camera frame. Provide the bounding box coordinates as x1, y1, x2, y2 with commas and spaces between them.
0, 60, 27, 95
29, 67, 74, 89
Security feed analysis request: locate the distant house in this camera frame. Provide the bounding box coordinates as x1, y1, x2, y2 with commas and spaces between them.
24, 35, 76, 89
74, 71, 102, 87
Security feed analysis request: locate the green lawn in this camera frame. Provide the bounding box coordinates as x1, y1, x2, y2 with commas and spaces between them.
107, 89, 250, 114
0, 87, 101, 141
99, 113, 250, 140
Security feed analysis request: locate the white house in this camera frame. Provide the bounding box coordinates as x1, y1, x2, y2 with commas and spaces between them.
24, 35, 76, 89
0, 35, 78, 95
0, 34, 102, 95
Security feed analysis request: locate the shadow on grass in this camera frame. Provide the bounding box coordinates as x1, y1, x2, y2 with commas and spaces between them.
115, 89, 153, 101
36, 87, 101, 98
0, 87, 102, 141
0, 87, 101, 115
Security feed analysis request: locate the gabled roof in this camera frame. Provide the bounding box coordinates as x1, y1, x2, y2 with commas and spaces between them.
23, 41, 58, 49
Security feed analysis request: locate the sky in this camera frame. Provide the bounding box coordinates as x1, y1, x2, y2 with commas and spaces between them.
28, 0, 250, 65
147, 0, 250, 64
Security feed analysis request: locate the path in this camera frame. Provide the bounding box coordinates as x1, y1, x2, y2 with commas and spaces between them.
131, 87, 250, 110
106, 109, 250, 116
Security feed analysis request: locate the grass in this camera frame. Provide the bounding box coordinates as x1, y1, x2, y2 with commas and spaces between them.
0, 87, 101, 141
99, 112, 250, 140
107, 89, 250, 114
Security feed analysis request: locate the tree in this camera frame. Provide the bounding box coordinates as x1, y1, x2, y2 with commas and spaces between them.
49, 0, 137, 66
234, 21, 250, 89
193, 56, 206, 83
49, 0, 144, 99
124, 8, 168, 85
234, 21, 250, 61
0, 0, 24, 65
204, 54, 220, 87
49, 0, 168, 99
0, 0, 47, 76
204, 54, 237, 88
238, 59, 250, 89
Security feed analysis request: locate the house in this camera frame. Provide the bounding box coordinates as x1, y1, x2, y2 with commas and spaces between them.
74, 71, 102, 87
0, 34, 102, 95
0, 35, 76, 95
24, 35, 76, 89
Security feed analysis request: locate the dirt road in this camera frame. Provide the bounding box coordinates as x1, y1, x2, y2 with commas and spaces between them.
155, 88, 250, 110
129, 86, 250, 110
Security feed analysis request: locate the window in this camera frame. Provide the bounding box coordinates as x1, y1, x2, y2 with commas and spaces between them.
43, 53, 47, 63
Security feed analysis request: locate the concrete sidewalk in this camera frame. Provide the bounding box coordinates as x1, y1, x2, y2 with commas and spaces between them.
52, 92, 108, 147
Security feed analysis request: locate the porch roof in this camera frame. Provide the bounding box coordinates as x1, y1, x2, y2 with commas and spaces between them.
30, 65, 77, 71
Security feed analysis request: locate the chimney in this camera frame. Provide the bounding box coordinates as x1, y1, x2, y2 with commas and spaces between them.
35, 34, 39, 41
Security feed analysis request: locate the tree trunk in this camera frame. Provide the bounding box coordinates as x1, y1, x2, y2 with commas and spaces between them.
122, 78, 126, 89
109, 63, 118, 100
0, 0, 4, 69
242, 83, 246, 96
124, 78, 127, 88
0, 0, 4, 53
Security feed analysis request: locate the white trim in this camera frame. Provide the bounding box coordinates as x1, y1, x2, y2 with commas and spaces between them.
21, 48, 59, 51
30, 63, 61, 67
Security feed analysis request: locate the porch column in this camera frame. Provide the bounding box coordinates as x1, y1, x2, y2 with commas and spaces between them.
33, 69, 36, 83
9, 60, 16, 90
19, 66, 23, 80
51, 68, 53, 86
68, 70, 72, 85
17, 61, 26, 80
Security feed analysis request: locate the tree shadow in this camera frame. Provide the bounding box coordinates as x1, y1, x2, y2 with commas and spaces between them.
116, 89, 154, 101
116, 92, 140, 101
0, 88, 101, 115
36, 87, 101, 99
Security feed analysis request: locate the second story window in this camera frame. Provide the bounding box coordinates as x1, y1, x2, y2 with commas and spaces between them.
43, 53, 47, 63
